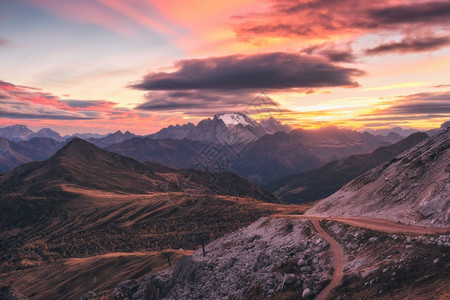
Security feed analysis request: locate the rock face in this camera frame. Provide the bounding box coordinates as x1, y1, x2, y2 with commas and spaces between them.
111, 218, 332, 300
307, 129, 450, 227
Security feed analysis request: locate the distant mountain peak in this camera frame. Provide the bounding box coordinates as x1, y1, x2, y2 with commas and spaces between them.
0, 124, 35, 141
34, 127, 63, 141
8, 124, 28, 129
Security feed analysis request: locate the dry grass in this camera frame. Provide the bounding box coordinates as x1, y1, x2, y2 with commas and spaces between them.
0, 250, 191, 300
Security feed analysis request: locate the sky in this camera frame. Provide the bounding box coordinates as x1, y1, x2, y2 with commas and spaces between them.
1, 0, 450, 135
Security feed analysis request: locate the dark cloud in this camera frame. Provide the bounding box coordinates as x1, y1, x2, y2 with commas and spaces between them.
322, 50, 356, 63
0, 111, 97, 120
366, 36, 450, 55
132, 52, 363, 91
61, 99, 117, 108
302, 43, 356, 62
369, 1, 450, 25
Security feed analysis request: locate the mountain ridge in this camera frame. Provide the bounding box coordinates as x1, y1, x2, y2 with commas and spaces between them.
148, 112, 292, 145
306, 129, 450, 227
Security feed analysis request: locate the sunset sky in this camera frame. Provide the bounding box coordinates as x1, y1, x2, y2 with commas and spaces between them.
1, 0, 450, 135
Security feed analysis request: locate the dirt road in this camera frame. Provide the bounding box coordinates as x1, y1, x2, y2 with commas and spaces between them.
311, 219, 344, 300
271, 214, 450, 235
330, 216, 450, 235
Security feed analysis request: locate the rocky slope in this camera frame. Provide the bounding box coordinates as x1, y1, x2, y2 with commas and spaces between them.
322, 221, 450, 299
307, 129, 450, 227
267, 132, 428, 204
102, 217, 450, 300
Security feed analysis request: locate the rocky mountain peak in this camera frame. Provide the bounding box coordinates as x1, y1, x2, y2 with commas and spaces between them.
0, 124, 34, 141
214, 112, 257, 128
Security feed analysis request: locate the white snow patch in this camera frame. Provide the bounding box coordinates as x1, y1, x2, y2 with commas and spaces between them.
217, 113, 251, 127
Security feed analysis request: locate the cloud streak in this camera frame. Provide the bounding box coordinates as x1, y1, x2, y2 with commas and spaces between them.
362, 91, 450, 121
366, 36, 450, 55
136, 90, 287, 116
302, 43, 356, 62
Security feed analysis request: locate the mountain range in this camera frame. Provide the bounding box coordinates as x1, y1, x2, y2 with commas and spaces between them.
0, 124, 109, 142
148, 113, 292, 146
0, 125, 63, 142
108, 128, 401, 185
0, 114, 411, 186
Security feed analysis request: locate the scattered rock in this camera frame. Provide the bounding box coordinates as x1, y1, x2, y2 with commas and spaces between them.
302, 287, 313, 298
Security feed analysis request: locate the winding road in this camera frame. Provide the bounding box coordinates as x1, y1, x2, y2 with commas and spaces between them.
311, 219, 344, 300
271, 214, 450, 300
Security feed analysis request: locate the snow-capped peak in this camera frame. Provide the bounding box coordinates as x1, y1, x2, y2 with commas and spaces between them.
216, 113, 253, 127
